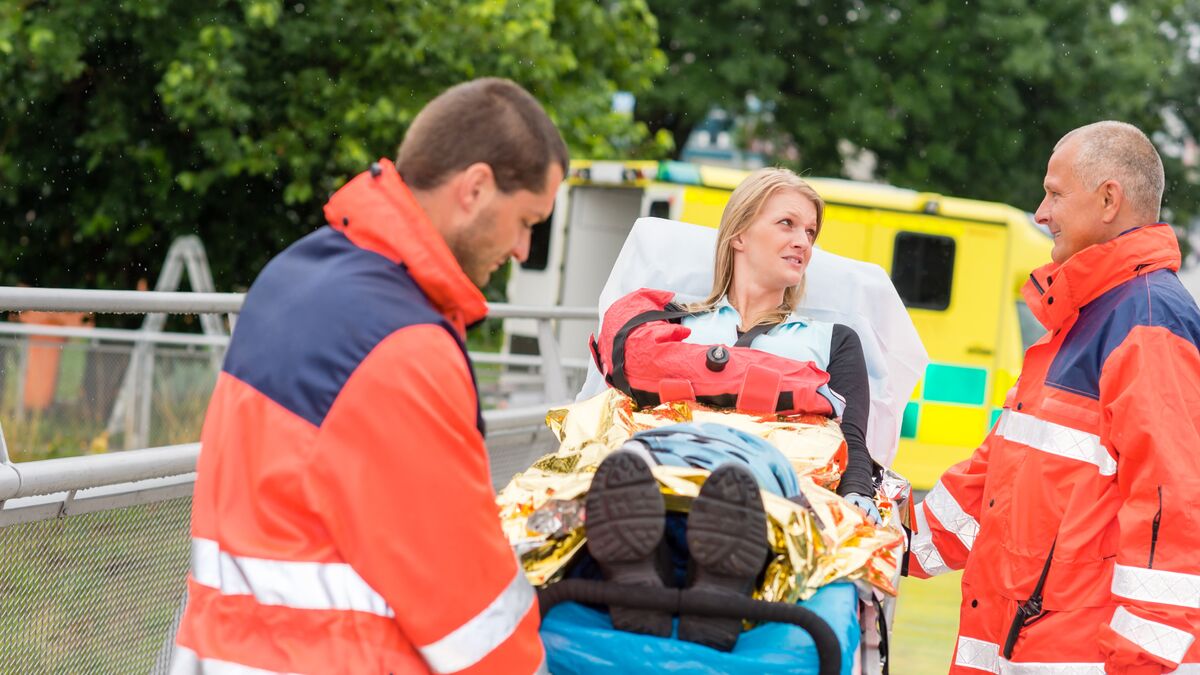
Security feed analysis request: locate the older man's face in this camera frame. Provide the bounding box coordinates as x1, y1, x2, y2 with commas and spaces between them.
1034, 139, 1110, 265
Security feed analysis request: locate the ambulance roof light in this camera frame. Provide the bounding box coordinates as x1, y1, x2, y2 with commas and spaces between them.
588, 161, 626, 184
571, 162, 646, 184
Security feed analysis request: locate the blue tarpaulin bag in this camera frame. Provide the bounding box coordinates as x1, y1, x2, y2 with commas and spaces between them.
540, 582, 860, 675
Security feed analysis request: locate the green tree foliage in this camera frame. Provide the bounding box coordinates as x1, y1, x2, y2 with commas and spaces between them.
642, 0, 1200, 223
0, 0, 667, 290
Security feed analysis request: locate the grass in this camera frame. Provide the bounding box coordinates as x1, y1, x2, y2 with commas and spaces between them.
890, 571, 962, 674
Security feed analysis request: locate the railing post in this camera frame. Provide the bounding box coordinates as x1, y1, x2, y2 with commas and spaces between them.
0, 418, 10, 464
13, 335, 28, 422
536, 319, 569, 404
122, 345, 138, 451
137, 343, 156, 449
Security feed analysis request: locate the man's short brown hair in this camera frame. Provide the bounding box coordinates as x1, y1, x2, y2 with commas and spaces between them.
396, 78, 569, 194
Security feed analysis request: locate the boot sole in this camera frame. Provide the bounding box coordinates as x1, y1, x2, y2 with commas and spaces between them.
585, 451, 671, 637
679, 463, 769, 651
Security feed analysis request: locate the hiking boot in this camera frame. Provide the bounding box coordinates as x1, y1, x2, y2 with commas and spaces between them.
584, 450, 672, 637
679, 462, 769, 651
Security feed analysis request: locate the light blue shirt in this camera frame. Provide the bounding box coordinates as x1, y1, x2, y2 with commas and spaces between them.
681, 297, 834, 367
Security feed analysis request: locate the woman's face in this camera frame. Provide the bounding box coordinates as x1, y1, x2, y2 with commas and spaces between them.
730, 189, 819, 292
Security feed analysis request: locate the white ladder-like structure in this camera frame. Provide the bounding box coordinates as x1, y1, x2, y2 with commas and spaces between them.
105, 236, 231, 449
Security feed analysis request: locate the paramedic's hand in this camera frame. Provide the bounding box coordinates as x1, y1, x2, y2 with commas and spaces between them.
846, 493, 881, 525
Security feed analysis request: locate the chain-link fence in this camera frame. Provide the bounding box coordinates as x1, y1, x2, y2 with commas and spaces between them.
0, 335, 221, 461
0, 331, 584, 463
0, 422, 557, 675
0, 496, 192, 675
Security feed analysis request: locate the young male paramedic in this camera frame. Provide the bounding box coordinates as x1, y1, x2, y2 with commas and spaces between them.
909, 121, 1200, 674
171, 78, 566, 674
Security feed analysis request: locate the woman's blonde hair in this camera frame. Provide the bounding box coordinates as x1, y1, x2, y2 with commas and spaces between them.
685, 167, 825, 326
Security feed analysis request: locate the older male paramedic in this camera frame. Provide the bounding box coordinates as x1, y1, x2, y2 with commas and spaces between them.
908, 121, 1200, 674
171, 78, 566, 674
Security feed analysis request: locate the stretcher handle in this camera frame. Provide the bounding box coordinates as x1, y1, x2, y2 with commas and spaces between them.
536, 579, 841, 675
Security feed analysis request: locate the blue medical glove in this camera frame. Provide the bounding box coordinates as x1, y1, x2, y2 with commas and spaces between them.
845, 492, 881, 525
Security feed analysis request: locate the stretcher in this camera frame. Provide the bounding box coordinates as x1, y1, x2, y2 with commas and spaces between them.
540, 581, 859, 675
527, 217, 928, 674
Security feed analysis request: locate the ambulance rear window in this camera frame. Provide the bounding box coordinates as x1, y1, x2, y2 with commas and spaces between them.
892, 232, 954, 310
521, 209, 554, 271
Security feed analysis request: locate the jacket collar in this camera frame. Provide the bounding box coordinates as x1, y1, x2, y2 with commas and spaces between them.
1022, 223, 1181, 330
322, 159, 487, 337
714, 296, 810, 327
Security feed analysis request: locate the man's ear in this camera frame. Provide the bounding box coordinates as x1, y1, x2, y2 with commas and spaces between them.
457, 162, 497, 217
1099, 179, 1124, 225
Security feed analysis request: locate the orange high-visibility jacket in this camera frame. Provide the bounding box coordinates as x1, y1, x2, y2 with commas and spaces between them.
909, 224, 1200, 674
171, 160, 544, 674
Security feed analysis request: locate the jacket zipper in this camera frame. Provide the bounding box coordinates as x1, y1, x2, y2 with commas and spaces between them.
1029, 274, 1045, 295
1148, 485, 1162, 569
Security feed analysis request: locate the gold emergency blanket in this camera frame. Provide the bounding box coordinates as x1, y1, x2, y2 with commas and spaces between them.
496, 389, 907, 604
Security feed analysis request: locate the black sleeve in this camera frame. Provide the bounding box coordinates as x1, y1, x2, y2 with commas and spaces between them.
828, 324, 875, 497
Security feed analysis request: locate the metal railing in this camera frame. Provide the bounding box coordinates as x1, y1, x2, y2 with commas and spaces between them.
0, 287, 596, 455
0, 286, 593, 674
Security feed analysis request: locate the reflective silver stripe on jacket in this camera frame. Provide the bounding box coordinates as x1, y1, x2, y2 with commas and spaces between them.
910, 501, 951, 576
995, 410, 1116, 476
416, 565, 536, 674
924, 480, 980, 552
955, 636, 1000, 673
170, 646, 297, 675
955, 634, 1200, 674
1110, 605, 1194, 665
955, 636, 1109, 674
1001, 661, 1104, 674
190, 538, 394, 617
1112, 564, 1200, 609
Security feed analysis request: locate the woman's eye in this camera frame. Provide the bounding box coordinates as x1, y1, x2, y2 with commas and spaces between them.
780, 219, 792, 227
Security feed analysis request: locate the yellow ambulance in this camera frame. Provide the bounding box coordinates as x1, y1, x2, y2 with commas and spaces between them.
505, 160, 1052, 488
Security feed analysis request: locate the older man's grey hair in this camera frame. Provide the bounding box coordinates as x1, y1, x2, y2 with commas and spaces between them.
1055, 121, 1165, 223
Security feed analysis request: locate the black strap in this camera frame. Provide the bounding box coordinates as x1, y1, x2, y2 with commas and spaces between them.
734, 321, 777, 347
589, 334, 605, 381
608, 302, 697, 397
873, 595, 890, 675
1002, 538, 1056, 659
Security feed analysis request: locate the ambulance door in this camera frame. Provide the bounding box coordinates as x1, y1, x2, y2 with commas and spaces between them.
879, 212, 1008, 487
505, 183, 570, 354
642, 186, 685, 223
555, 185, 646, 362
